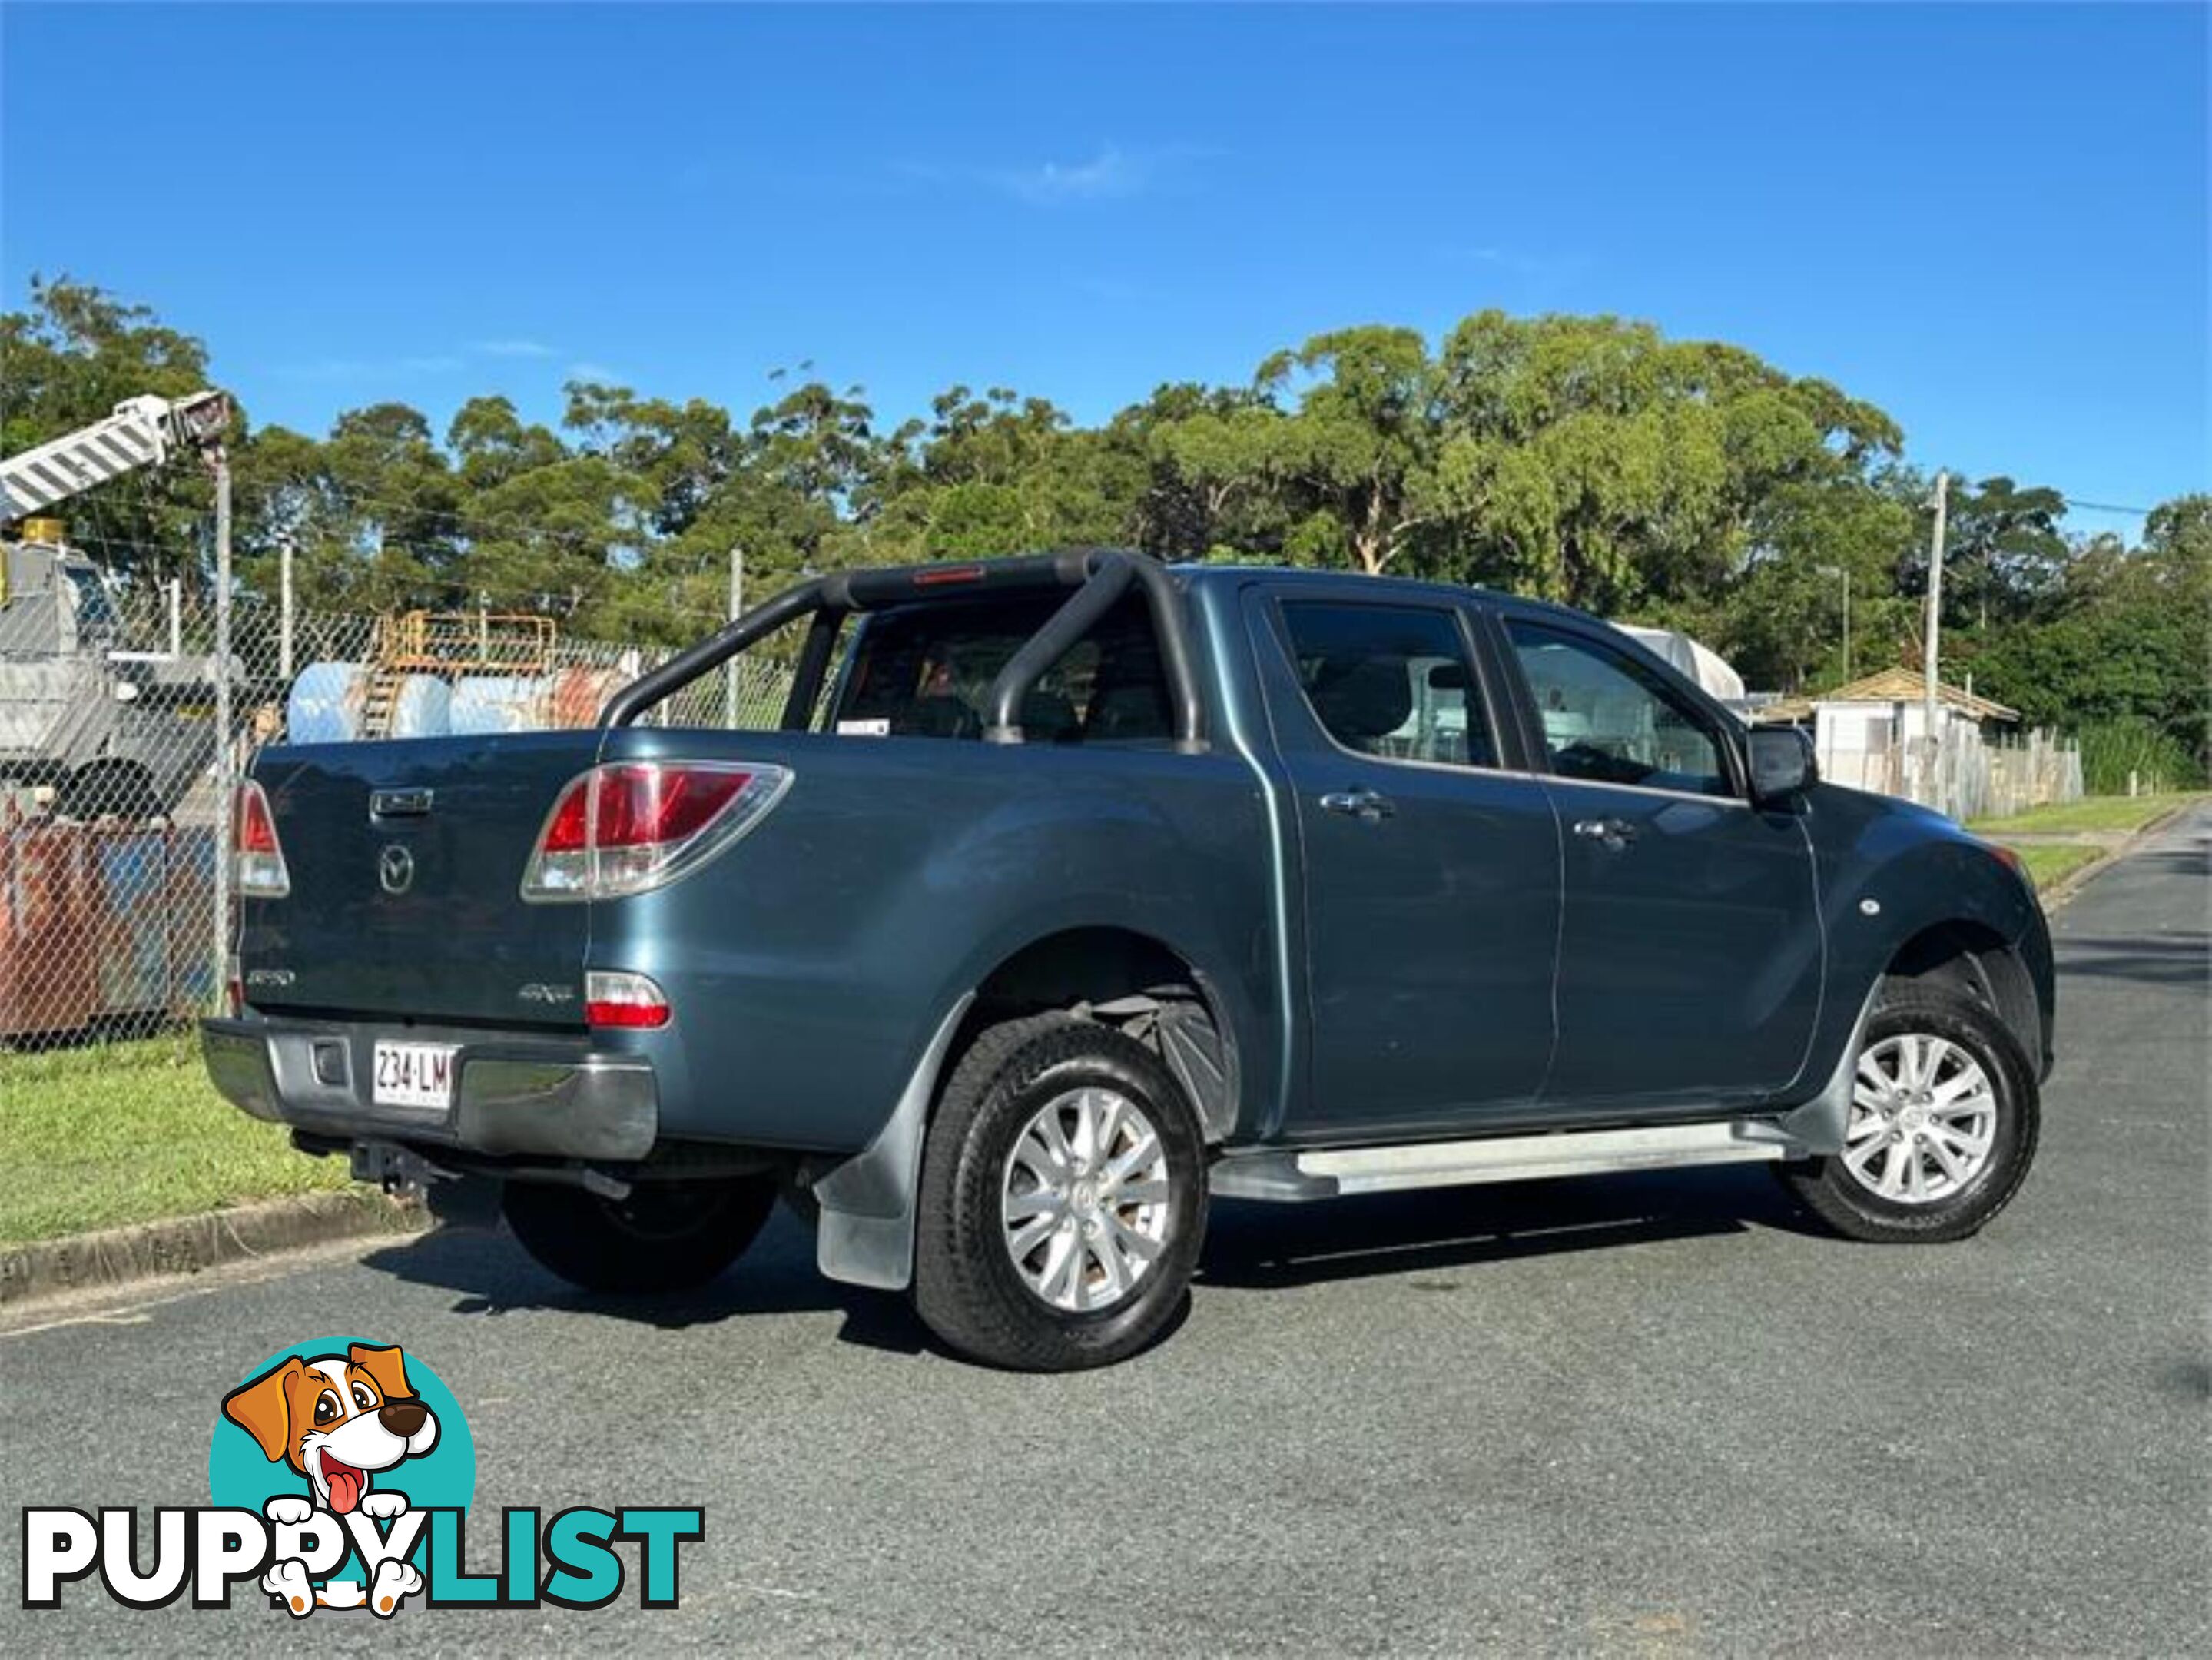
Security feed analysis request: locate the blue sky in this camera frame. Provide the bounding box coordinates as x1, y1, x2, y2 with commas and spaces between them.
4, 4, 2205, 533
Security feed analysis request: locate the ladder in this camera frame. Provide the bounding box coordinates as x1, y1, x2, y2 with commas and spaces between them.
357, 668, 405, 740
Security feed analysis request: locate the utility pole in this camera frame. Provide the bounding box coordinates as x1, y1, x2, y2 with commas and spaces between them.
1840, 569, 1852, 682
1922, 470, 1950, 808
211, 449, 234, 1011
1819, 565, 1852, 682
278, 537, 295, 680
723, 545, 745, 728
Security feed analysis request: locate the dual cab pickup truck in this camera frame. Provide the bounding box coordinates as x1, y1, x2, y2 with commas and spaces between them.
205, 549, 2052, 1370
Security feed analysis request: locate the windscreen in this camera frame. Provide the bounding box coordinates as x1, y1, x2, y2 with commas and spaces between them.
831, 592, 1172, 743
61, 564, 118, 630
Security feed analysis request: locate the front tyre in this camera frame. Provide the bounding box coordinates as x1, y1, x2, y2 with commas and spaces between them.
1778, 987, 2040, 1243
914, 1013, 1209, 1371
502, 1174, 775, 1293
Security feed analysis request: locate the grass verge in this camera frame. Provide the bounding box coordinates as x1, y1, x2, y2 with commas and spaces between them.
2008, 843, 2103, 892
1966, 792, 2204, 837
0, 1032, 353, 1244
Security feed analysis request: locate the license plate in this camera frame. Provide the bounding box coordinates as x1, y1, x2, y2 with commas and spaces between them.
371, 1041, 458, 1111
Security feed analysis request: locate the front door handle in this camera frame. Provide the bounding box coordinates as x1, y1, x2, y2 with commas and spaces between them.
1320, 787, 1396, 823
1572, 815, 1639, 848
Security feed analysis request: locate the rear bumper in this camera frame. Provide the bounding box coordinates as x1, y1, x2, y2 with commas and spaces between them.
201, 1015, 658, 1162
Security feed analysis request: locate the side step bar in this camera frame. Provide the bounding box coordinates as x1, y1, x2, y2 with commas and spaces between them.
1209, 1119, 1802, 1202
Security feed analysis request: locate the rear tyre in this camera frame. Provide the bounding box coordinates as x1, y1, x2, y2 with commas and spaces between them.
502, 1174, 774, 1294
1777, 986, 2039, 1244
777, 1169, 821, 1228
913, 1012, 1209, 1372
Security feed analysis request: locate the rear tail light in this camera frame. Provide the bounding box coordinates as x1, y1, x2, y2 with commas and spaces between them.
585, 970, 671, 1029
234, 781, 290, 898
521, 761, 791, 902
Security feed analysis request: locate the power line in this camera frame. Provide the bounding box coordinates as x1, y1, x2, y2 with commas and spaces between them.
2061, 496, 2157, 516
58, 487, 658, 560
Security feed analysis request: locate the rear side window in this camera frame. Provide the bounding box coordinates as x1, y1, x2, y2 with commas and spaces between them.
1278, 602, 1497, 769
833, 593, 1172, 743
1505, 619, 1734, 798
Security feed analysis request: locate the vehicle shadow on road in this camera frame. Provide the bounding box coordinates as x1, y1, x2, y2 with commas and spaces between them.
360, 1211, 941, 1358
2053, 930, 2210, 988
1199, 1164, 1802, 1291
359, 1166, 1817, 1353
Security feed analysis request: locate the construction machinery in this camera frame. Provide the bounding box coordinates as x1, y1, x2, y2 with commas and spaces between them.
1, 391, 234, 819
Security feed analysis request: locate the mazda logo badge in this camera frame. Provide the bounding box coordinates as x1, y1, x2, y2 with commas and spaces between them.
378, 844, 415, 895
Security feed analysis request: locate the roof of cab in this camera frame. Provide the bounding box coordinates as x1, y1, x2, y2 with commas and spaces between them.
1174, 562, 1599, 629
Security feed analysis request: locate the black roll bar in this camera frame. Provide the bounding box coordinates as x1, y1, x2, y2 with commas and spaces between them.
980, 556, 1134, 743
598, 575, 828, 730
778, 608, 844, 729
597, 547, 1207, 752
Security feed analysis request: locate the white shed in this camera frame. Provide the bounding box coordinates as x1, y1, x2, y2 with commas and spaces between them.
1759, 667, 2020, 802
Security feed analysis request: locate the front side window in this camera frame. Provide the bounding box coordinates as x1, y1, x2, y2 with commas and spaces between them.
1279, 601, 1496, 769
1506, 620, 1733, 798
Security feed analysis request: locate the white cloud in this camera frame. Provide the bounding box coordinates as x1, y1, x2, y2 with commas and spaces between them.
566, 361, 622, 383
903, 143, 1204, 207
271, 354, 463, 382
1442, 245, 1590, 281
274, 340, 567, 381
992, 145, 1148, 205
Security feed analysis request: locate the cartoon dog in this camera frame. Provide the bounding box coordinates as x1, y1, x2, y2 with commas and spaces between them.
221, 1342, 438, 1617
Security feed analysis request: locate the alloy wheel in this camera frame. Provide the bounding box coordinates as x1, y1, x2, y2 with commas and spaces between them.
1001, 1086, 1172, 1312
1841, 1032, 1999, 1204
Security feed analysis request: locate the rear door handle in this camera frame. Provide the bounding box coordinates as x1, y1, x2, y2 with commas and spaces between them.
1320, 788, 1396, 823
1572, 815, 1638, 847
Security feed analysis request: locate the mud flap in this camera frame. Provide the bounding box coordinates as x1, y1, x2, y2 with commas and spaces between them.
1769, 981, 1882, 1157
813, 994, 974, 1290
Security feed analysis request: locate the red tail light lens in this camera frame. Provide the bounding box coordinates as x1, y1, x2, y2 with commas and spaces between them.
234, 781, 290, 898
592, 765, 751, 848
539, 778, 594, 854
585, 969, 672, 1029
521, 761, 792, 902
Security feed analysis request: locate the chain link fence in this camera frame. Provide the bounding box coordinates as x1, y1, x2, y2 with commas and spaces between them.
2, 569, 791, 1044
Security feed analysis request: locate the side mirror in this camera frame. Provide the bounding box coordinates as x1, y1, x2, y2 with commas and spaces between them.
1748, 725, 1818, 804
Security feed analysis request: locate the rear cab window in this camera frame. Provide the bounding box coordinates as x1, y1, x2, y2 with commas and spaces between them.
831, 593, 1173, 744
1277, 600, 1498, 769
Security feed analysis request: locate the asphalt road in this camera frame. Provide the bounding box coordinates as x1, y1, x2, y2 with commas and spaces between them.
5, 805, 2207, 1657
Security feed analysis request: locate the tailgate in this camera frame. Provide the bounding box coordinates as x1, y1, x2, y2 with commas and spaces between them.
240, 731, 600, 1024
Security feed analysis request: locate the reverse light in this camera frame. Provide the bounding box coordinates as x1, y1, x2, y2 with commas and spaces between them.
585, 969, 671, 1029
234, 781, 290, 898
520, 761, 792, 902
